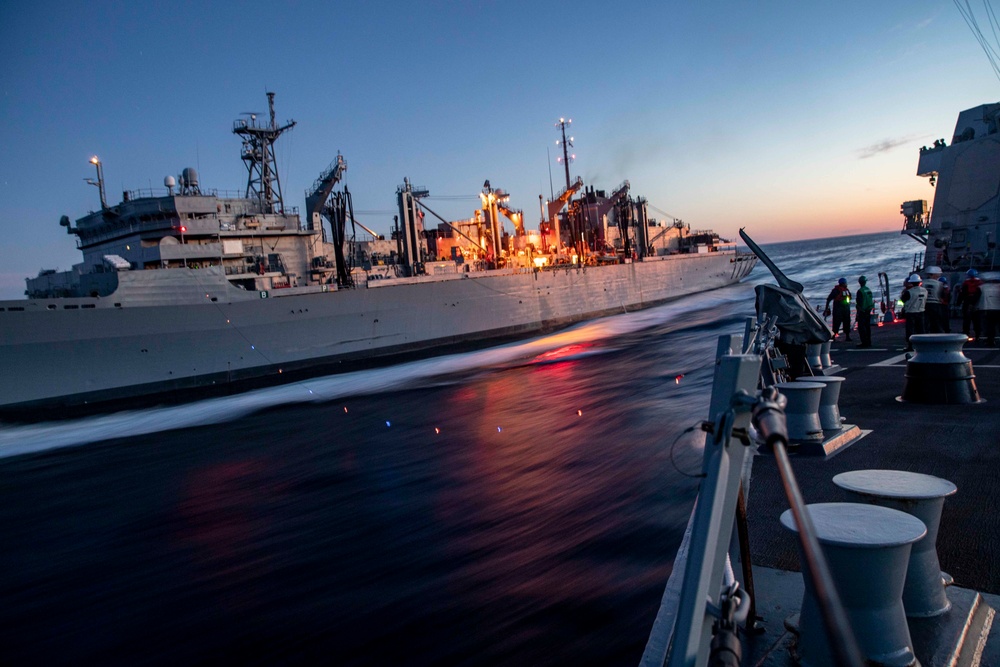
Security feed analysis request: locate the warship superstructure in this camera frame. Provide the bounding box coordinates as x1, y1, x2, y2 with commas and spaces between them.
0, 94, 756, 416
902, 102, 1000, 273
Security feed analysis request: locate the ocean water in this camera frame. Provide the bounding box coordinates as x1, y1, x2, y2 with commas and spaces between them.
0, 231, 918, 666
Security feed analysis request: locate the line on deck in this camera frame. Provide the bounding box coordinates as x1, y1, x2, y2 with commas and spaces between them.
868, 356, 1000, 369
872, 353, 909, 367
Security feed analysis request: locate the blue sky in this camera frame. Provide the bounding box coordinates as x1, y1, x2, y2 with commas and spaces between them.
1, 1, 997, 298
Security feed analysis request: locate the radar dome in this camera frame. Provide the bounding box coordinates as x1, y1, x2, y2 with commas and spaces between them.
164, 175, 176, 188
182, 167, 199, 187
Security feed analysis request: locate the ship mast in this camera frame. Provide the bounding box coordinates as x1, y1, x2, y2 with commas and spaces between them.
549, 119, 579, 254
233, 92, 296, 214
86, 156, 107, 210
555, 118, 574, 191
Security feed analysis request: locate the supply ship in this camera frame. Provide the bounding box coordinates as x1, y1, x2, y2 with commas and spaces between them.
0, 94, 755, 417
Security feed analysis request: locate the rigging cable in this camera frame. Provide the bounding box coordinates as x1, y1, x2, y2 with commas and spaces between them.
646, 202, 682, 223
954, 0, 1000, 84
986, 0, 1000, 54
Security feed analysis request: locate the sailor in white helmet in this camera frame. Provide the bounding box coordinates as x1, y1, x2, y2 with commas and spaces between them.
924, 266, 946, 332
900, 273, 928, 351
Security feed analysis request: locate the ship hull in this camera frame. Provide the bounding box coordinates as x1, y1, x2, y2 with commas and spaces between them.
0, 252, 754, 416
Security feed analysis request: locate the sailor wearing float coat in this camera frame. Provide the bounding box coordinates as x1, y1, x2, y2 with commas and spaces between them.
924, 266, 946, 333
901, 273, 928, 351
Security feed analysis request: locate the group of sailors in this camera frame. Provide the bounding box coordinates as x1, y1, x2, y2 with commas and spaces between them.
901, 267, 1000, 347
824, 268, 999, 349
824, 276, 876, 347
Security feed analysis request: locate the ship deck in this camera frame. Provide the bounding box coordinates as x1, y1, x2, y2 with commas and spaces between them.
743, 319, 1000, 665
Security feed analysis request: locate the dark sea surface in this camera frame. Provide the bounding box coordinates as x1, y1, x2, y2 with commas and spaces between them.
0, 231, 919, 666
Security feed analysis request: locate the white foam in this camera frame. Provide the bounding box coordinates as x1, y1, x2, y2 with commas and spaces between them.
0, 285, 752, 459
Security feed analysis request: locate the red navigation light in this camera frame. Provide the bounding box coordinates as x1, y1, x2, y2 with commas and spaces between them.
179, 225, 187, 233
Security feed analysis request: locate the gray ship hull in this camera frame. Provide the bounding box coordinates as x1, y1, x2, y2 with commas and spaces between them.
0, 251, 754, 414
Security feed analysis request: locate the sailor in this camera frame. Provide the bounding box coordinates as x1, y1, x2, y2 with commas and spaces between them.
938, 276, 952, 333
824, 277, 853, 341
855, 275, 874, 348
924, 266, 946, 333
957, 269, 984, 341
980, 276, 1000, 346
900, 273, 928, 351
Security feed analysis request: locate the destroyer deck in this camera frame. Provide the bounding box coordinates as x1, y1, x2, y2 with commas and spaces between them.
744, 319, 1000, 664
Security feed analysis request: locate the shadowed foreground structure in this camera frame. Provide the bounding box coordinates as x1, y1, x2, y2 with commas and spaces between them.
744, 321, 1000, 665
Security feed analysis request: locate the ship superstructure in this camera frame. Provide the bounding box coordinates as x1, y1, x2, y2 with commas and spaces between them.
1, 95, 755, 416
901, 102, 1000, 272
31, 94, 329, 299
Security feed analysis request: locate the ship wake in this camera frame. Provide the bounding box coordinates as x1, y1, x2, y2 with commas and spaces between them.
0, 284, 754, 459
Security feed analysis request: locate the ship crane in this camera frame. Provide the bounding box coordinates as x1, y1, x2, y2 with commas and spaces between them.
567, 180, 632, 259
647, 202, 684, 227
305, 153, 347, 240
600, 180, 631, 216
645, 222, 685, 248
481, 181, 525, 236
605, 182, 634, 256
596, 180, 631, 250
478, 180, 506, 264
546, 176, 584, 222
645, 202, 686, 248
302, 153, 354, 286
323, 187, 356, 288
545, 175, 584, 252
497, 198, 525, 236
396, 178, 431, 276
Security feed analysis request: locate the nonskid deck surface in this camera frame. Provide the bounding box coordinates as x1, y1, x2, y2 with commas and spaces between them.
744, 320, 1000, 663
746, 320, 1000, 591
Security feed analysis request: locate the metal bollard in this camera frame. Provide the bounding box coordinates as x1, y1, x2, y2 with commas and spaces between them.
775, 382, 824, 443
900, 333, 981, 404
781, 503, 926, 667
820, 340, 833, 370
795, 376, 845, 432
806, 343, 823, 371
834, 470, 957, 617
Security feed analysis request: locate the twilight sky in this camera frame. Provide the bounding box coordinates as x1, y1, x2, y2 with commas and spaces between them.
0, 1, 997, 298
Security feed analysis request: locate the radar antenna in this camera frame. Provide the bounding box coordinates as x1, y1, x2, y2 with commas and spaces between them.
232, 92, 296, 214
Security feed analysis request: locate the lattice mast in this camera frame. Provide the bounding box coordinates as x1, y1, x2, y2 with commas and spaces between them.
233, 92, 296, 214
